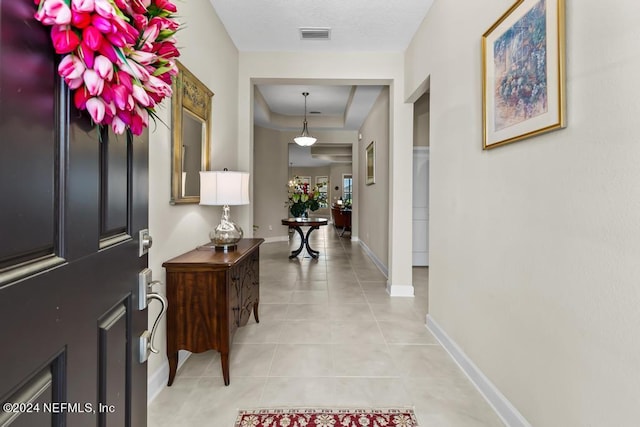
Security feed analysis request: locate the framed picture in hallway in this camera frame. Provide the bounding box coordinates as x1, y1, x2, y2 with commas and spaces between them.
365, 141, 375, 185
482, 0, 566, 149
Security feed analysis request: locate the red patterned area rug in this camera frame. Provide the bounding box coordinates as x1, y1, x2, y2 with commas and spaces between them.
235, 408, 419, 427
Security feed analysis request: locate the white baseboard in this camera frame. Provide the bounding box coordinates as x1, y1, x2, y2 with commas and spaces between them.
358, 240, 388, 277
264, 235, 289, 244
147, 360, 168, 403
147, 351, 192, 404
386, 283, 415, 297
426, 315, 531, 427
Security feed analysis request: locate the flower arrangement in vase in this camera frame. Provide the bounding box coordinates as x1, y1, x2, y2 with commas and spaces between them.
288, 177, 326, 218
33, 0, 181, 135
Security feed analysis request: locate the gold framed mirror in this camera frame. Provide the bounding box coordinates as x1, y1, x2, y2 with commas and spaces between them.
170, 61, 213, 204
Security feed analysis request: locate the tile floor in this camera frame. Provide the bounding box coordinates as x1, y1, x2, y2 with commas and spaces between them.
148, 225, 504, 426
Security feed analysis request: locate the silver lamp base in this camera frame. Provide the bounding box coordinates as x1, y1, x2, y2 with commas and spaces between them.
210, 205, 243, 252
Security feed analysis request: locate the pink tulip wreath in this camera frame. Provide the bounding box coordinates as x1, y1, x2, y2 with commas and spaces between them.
34, 0, 181, 135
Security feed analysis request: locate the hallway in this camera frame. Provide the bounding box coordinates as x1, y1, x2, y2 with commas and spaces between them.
148, 226, 503, 426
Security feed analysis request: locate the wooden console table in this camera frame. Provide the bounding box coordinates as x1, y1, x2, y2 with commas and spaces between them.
162, 238, 264, 386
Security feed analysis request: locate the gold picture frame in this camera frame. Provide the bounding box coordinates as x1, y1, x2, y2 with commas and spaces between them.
170, 61, 213, 204
482, 0, 566, 149
365, 141, 375, 185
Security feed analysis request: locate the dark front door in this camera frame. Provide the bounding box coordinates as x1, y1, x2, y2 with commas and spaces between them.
0, 2, 149, 426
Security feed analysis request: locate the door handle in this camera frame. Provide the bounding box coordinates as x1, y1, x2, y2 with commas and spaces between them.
139, 229, 153, 256
146, 287, 167, 355
137, 269, 167, 362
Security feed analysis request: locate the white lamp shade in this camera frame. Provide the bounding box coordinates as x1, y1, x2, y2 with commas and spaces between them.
199, 171, 250, 206
293, 136, 317, 146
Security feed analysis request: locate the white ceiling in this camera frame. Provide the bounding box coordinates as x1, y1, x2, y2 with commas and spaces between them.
209, 0, 434, 166
209, 0, 434, 53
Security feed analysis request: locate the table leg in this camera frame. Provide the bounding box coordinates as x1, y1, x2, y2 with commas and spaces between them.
253, 300, 260, 323
304, 226, 320, 258
289, 226, 305, 259
221, 351, 230, 386
167, 352, 178, 386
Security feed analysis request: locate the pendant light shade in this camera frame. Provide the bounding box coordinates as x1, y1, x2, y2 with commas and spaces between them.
293, 92, 317, 147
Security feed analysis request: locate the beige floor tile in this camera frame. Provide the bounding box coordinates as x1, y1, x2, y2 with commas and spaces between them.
377, 319, 438, 344
269, 344, 334, 377
285, 303, 330, 320
260, 377, 337, 406
277, 320, 332, 344
148, 226, 504, 427
229, 344, 277, 377
328, 303, 375, 322
331, 343, 400, 377
333, 377, 412, 407
330, 320, 386, 344
233, 320, 285, 344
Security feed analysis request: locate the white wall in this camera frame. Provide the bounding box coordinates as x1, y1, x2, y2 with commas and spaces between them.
238, 52, 414, 295
358, 87, 390, 268
405, 0, 640, 424
253, 126, 289, 240
146, 0, 239, 397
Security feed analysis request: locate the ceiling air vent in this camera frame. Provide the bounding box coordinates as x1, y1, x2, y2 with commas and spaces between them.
300, 27, 331, 40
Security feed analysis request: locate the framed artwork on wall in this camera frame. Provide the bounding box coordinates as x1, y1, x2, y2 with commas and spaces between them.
482, 0, 566, 149
365, 141, 375, 185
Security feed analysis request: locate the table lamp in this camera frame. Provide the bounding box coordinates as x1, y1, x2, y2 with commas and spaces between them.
199, 170, 250, 251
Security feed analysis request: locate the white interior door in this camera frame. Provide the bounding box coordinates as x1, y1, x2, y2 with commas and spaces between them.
412, 147, 429, 266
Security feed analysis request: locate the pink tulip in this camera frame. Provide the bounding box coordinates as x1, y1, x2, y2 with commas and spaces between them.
73, 87, 90, 110
91, 14, 114, 33
139, 24, 159, 50
51, 26, 81, 54
103, 100, 116, 120
111, 116, 127, 134
120, 59, 150, 82
100, 82, 113, 103
132, 13, 148, 30
105, 31, 127, 48
116, 70, 133, 91
83, 69, 105, 95
155, 0, 177, 13
156, 71, 172, 85
155, 42, 179, 59
35, 0, 72, 25
71, 12, 92, 28
82, 26, 104, 51
149, 16, 179, 32
117, 110, 132, 125
58, 54, 86, 80
71, 0, 95, 13
98, 43, 121, 65
79, 42, 95, 68
131, 84, 151, 107
115, 21, 140, 45
93, 55, 114, 80
94, 0, 116, 18
129, 50, 156, 65
130, 111, 145, 135
135, 105, 149, 127
67, 77, 85, 89
130, 0, 150, 14
113, 0, 133, 14
144, 74, 171, 97
86, 97, 106, 123
112, 85, 134, 111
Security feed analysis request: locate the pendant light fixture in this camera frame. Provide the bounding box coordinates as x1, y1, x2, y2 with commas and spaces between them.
293, 92, 317, 147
